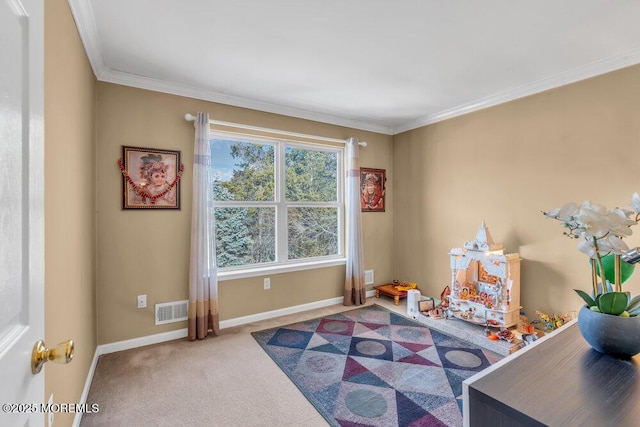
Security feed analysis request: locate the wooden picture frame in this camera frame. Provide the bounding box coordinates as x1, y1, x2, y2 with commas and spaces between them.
120, 146, 183, 209
360, 167, 386, 212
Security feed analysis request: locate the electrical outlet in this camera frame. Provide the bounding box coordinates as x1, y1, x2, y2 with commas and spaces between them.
264, 278, 270, 290
137, 294, 147, 308
48, 394, 54, 426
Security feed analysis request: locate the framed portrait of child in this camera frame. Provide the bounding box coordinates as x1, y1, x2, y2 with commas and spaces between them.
119, 146, 183, 209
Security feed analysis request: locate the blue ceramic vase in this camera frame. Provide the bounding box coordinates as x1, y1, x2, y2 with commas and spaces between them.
578, 305, 640, 359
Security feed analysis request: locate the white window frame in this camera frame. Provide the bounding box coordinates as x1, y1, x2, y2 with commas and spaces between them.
211, 132, 346, 280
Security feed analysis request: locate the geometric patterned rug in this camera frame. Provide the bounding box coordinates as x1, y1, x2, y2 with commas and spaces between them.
251, 304, 503, 426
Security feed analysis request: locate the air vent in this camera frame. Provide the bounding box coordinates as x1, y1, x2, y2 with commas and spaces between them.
155, 300, 188, 325
365, 270, 374, 285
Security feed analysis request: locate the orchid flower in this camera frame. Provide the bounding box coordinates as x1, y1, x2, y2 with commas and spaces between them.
544, 194, 640, 315
545, 197, 637, 254
631, 192, 640, 215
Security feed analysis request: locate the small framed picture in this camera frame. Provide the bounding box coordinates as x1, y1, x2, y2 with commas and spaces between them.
119, 146, 183, 209
360, 167, 386, 212
419, 299, 435, 312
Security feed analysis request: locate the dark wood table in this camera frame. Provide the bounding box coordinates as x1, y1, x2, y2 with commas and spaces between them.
464, 321, 640, 426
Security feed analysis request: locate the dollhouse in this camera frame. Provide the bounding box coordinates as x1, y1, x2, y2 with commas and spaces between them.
448, 221, 521, 327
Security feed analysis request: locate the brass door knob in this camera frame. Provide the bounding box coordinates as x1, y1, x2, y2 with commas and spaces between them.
31, 340, 74, 374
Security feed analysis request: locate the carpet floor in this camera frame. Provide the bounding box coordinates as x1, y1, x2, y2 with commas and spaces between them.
252, 304, 503, 427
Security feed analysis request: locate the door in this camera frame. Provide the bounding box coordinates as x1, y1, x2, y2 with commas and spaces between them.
0, 0, 45, 425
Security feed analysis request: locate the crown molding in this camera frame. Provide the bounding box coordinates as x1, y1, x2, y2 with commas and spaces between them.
98, 69, 394, 135
68, 0, 393, 135
90, 48, 640, 137
69, 0, 640, 137
68, 0, 108, 78
392, 47, 640, 134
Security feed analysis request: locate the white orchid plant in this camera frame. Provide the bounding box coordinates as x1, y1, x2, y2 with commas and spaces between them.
543, 193, 640, 317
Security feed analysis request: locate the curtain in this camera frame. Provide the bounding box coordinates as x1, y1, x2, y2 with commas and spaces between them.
188, 112, 220, 340
344, 137, 366, 305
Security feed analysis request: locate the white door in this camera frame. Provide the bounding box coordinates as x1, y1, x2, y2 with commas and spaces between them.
0, 0, 45, 425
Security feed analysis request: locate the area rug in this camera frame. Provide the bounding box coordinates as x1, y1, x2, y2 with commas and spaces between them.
251, 304, 503, 427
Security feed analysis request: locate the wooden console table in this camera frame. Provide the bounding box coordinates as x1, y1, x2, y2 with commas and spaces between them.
464, 321, 640, 426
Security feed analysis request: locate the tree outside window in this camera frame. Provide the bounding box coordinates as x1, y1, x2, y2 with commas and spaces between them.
211, 134, 343, 270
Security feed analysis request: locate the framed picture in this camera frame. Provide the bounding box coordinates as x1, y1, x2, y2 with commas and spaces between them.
419, 299, 435, 312
119, 146, 183, 209
360, 167, 386, 212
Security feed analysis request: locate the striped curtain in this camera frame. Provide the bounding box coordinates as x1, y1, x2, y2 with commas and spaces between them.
344, 137, 366, 305
188, 112, 219, 340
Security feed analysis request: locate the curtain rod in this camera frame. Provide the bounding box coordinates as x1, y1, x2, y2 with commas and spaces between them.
184, 113, 367, 147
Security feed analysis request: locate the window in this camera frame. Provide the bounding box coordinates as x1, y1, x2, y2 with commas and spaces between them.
211, 132, 344, 274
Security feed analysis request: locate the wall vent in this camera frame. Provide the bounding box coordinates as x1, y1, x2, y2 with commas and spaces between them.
155, 300, 188, 325
365, 269, 374, 285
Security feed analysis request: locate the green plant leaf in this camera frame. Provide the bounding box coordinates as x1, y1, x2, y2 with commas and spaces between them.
574, 289, 596, 307
626, 295, 640, 316
590, 278, 613, 295
592, 254, 636, 285
628, 307, 640, 317
596, 292, 630, 315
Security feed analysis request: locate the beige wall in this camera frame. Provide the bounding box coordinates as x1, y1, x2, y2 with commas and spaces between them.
44, 0, 97, 426
393, 64, 640, 319
96, 83, 394, 344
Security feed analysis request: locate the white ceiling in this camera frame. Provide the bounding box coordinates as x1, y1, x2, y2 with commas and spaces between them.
70, 0, 640, 135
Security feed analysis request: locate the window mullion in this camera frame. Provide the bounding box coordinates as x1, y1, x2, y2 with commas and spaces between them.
276, 143, 287, 262
337, 149, 345, 257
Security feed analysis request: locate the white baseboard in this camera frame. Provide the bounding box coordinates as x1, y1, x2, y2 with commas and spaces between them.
219, 292, 374, 328
73, 346, 100, 427
75, 289, 377, 425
